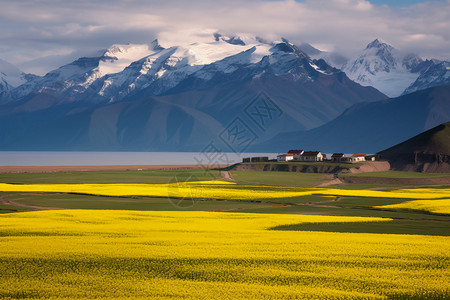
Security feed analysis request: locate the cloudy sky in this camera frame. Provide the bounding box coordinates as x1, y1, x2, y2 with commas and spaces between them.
1, 0, 449, 75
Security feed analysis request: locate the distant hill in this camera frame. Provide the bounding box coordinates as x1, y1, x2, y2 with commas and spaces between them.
378, 122, 450, 172
260, 84, 450, 154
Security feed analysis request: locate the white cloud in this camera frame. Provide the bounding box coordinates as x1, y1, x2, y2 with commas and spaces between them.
0, 0, 449, 74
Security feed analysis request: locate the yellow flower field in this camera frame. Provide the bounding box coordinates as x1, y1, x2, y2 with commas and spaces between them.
375, 198, 450, 215
0, 210, 449, 299
0, 181, 449, 200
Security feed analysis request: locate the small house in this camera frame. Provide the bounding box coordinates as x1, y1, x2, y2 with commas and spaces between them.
352, 153, 366, 162
331, 153, 344, 162
299, 151, 323, 162
339, 153, 366, 163
277, 153, 294, 162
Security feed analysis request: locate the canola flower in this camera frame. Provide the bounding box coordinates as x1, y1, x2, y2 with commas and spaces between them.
0, 210, 448, 299
375, 198, 450, 215
0, 181, 449, 200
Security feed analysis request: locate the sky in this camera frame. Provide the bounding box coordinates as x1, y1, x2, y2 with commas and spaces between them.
0, 0, 449, 75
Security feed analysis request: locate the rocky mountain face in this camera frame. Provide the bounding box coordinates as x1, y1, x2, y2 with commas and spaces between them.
0, 34, 386, 151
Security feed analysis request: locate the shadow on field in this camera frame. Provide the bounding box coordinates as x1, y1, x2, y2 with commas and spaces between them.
270, 219, 450, 236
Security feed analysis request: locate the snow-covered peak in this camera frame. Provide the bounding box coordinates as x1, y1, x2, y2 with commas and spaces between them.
359, 39, 397, 72
342, 39, 424, 97
161, 34, 272, 67
366, 38, 393, 50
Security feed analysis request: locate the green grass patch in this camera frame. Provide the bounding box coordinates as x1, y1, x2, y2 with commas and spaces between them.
330, 183, 420, 190
0, 192, 284, 212
0, 169, 220, 184
324, 196, 411, 208
235, 200, 450, 220
231, 171, 330, 187
0, 203, 30, 214
271, 219, 450, 236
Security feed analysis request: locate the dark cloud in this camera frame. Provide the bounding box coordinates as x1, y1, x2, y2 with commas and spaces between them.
0, 0, 449, 74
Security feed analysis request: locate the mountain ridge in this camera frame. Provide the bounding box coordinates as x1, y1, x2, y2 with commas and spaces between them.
260, 84, 450, 153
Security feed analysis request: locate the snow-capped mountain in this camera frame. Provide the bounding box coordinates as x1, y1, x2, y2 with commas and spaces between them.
403, 61, 450, 95
0, 59, 37, 95
342, 39, 430, 97
2, 34, 351, 105
0, 33, 386, 151
5, 43, 158, 102
3, 35, 271, 103
95, 35, 277, 101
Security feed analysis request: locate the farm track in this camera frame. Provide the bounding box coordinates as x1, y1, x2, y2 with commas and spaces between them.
315, 177, 343, 187
0, 194, 63, 211
220, 171, 234, 181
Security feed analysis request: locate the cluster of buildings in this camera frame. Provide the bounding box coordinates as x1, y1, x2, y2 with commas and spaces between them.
275, 150, 375, 163
242, 150, 376, 164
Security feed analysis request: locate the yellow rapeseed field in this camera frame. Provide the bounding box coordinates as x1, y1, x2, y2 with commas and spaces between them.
0, 210, 449, 299
0, 181, 449, 200
376, 199, 450, 215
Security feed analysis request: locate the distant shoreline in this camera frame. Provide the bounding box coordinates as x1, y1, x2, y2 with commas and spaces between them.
0, 165, 231, 174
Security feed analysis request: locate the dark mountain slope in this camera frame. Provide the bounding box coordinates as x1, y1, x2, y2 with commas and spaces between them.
260, 85, 450, 154
378, 122, 450, 172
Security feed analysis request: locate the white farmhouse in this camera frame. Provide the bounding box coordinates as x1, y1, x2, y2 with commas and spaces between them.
300, 151, 323, 162
352, 153, 366, 162
340, 153, 366, 163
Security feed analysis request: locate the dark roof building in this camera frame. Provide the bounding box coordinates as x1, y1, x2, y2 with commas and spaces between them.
288, 150, 304, 154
